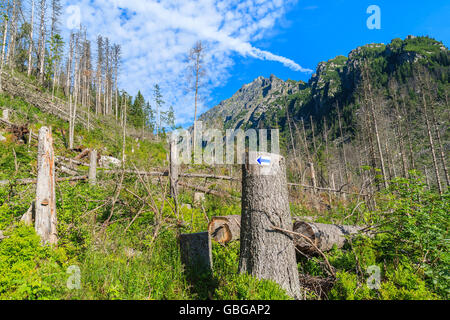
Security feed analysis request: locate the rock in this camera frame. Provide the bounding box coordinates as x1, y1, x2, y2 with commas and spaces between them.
99, 155, 121, 168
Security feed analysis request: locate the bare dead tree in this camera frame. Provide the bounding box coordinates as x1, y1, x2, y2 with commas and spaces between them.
95, 35, 103, 115
362, 61, 388, 189
0, 0, 10, 92
422, 70, 449, 188
27, 0, 34, 76
336, 102, 349, 185
188, 40, 205, 148
7, 0, 18, 70
37, 0, 46, 84
417, 68, 443, 194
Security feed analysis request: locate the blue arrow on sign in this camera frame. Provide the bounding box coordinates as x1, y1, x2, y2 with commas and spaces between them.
257, 156, 271, 165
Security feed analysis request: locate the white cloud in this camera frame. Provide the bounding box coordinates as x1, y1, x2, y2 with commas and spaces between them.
61, 0, 312, 126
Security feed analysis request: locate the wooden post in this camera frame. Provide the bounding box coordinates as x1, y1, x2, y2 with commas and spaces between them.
309, 162, 317, 194
169, 137, 179, 216
89, 149, 97, 186
239, 151, 302, 299
35, 127, 58, 245
179, 232, 213, 276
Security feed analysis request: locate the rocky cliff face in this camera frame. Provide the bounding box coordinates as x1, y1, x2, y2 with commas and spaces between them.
199, 74, 303, 130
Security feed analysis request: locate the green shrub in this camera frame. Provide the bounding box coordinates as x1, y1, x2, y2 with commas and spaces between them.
0, 225, 69, 299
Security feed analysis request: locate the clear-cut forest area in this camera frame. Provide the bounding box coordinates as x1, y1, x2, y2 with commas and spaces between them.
0, 0, 448, 302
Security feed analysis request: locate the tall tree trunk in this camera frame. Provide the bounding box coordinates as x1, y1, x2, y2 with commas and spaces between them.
0, 2, 9, 93
38, 0, 46, 84
300, 117, 311, 163
421, 90, 442, 194
393, 97, 408, 177
27, 0, 35, 76
286, 102, 297, 159
402, 99, 416, 170
35, 127, 58, 244
363, 64, 388, 189
337, 103, 349, 184
310, 115, 317, 157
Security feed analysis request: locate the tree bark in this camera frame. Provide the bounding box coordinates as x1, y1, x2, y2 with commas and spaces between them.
35, 127, 58, 244
179, 232, 213, 276
239, 151, 302, 299
38, 0, 46, 84
363, 63, 388, 189
293, 221, 365, 254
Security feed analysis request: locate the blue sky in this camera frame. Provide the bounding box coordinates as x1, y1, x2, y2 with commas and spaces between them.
61, 0, 450, 127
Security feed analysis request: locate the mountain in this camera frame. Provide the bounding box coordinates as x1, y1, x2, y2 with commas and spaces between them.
199, 74, 303, 130
201, 36, 449, 135
199, 35, 449, 191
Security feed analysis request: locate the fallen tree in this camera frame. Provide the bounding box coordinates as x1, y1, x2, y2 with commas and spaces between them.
0, 175, 87, 186
208, 215, 367, 254
292, 221, 366, 254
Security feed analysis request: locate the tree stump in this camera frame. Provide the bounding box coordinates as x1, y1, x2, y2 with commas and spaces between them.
239, 151, 302, 299
208, 215, 241, 244
179, 232, 213, 276
35, 127, 58, 245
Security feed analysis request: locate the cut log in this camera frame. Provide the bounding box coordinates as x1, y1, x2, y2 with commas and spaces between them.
208, 215, 241, 244
35, 127, 58, 245
179, 232, 213, 276
239, 151, 302, 299
293, 221, 365, 254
